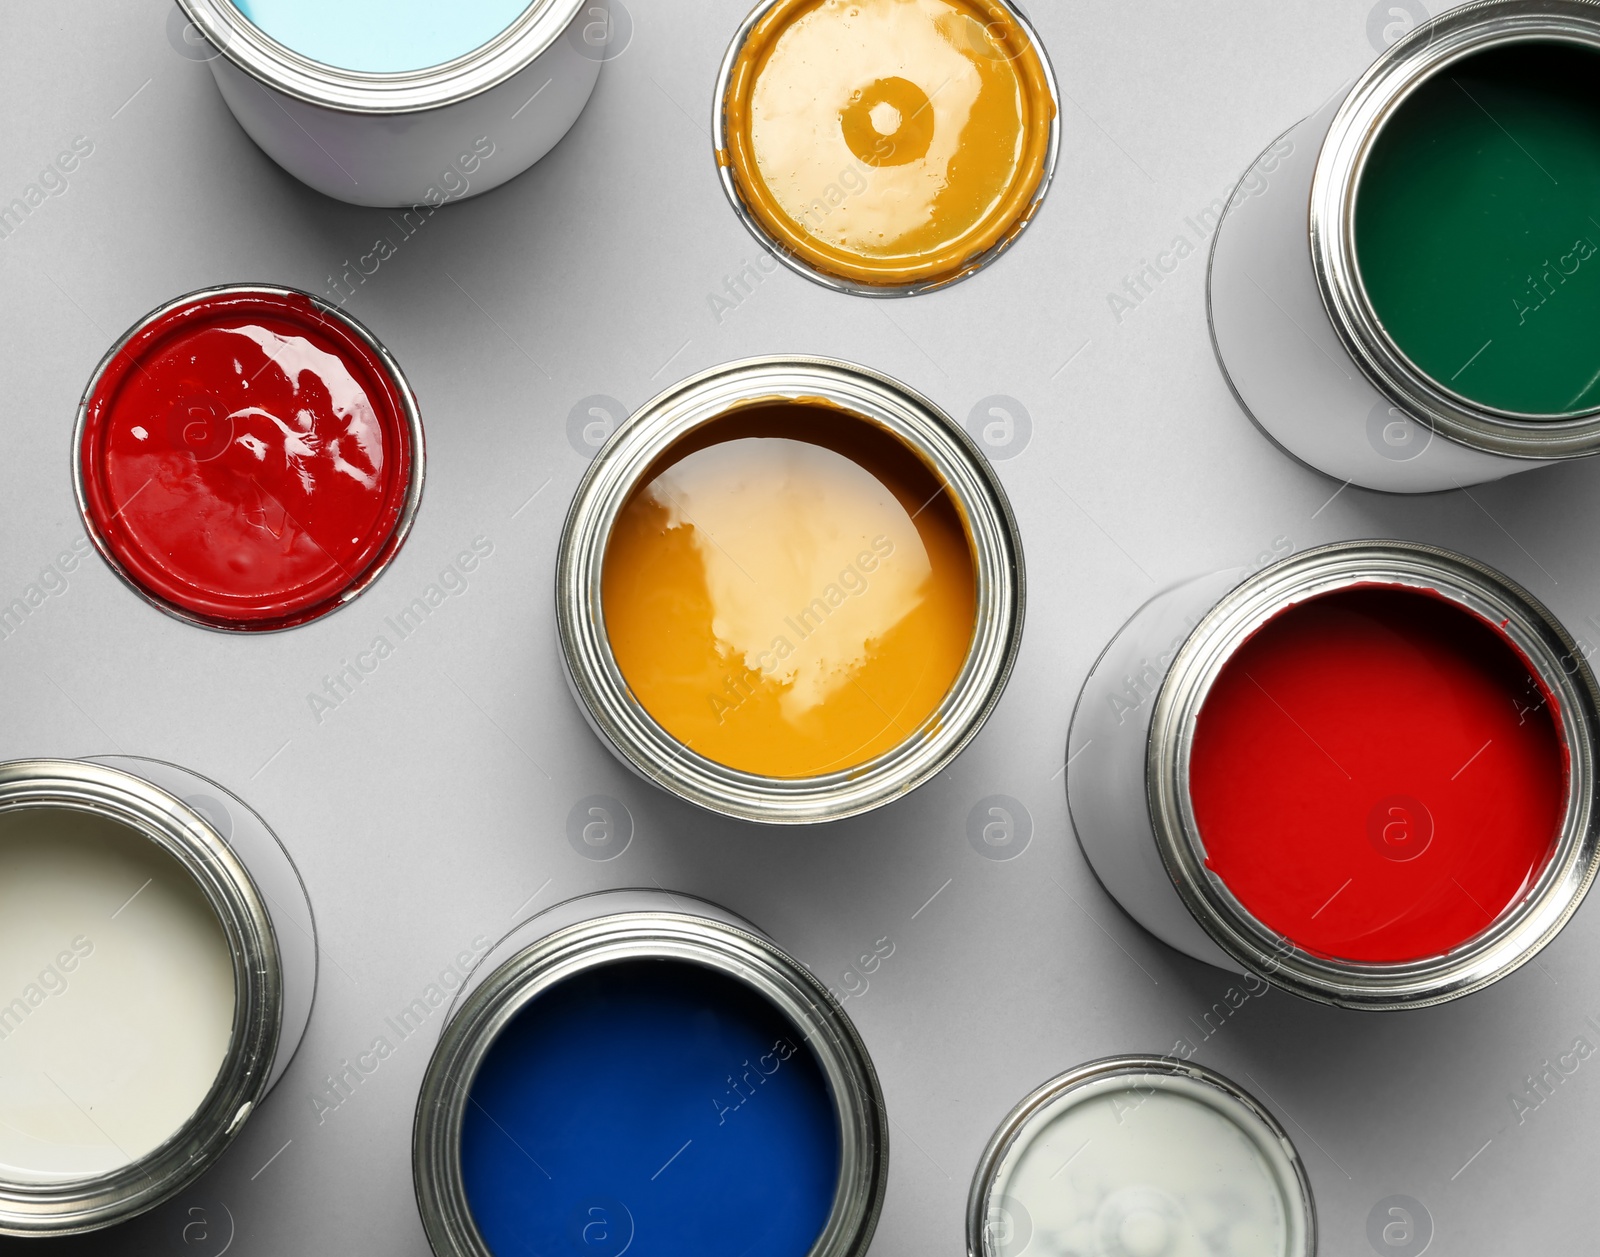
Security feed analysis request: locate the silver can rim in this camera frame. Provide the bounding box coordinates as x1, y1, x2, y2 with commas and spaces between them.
0, 759, 282, 1236
555, 355, 1026, 824
411, 909, 889, 1257
175, 0, 588, 115
965, 1055, 1316, 1257
72, 282, 427, 635
1148, 540, 1600, 1009
709, 0, 1062, 298
1310, 0, 1600, 457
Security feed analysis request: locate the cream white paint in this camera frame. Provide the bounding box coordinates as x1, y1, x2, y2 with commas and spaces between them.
0, 807, 236, 1183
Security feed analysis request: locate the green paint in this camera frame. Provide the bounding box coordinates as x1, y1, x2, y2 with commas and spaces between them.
1355, 42, 1600, 416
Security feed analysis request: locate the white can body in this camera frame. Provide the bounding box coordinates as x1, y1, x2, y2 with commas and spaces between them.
1207, 97, 1550, 493
182, 0, 606, 207
1067, 573, 1244, 973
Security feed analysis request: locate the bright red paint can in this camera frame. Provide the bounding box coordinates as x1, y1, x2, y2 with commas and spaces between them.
75, 286, 423, 631
1071, 541, 1600, 1009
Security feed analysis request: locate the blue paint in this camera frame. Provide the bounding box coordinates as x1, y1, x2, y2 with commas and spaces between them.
230, 0, 533, 73
460, 959, 840, 1257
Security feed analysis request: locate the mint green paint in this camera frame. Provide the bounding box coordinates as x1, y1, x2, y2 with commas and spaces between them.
1355, 42, 1600, 416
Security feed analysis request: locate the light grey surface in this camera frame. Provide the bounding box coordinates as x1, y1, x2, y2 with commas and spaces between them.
2, 1, 1598, 1253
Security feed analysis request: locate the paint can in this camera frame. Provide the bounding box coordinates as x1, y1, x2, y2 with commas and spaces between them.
1068, 540, 1600, 1008
74, 284, 425, 632
968, 1057, 1315, 1257
556, 356, 1024, 823
0, 756, 315, 1235
175, 0, 606, 206
411, 889, 886, 1257
713, 0, 1060, 295
1209, 0, 1600, 490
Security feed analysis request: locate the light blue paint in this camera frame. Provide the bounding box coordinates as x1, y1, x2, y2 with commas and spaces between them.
230, 0, 535, 72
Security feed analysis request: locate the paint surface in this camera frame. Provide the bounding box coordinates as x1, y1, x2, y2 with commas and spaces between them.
1191, 586, 1566, 963
991, 1075, 1295, 1257
1356, 42, 1600, 415
722, 0, 1055, 286
0, 808, 235, 1184
601, 403, 976, 777
460, 959, 839, 1257
79, 289, 418, 630
230, 0, 533, 72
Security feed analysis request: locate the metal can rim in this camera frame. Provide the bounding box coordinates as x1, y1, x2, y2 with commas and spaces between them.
411, 909, 888, 1257
71, 282, 427, 634
709, 0, 1062, 298
964, 1055, 1316, 1257
175, 0, 588, 115
1147, 540, 1600, 1009
555, 355, 1026, 824
0, 759, 283, 1236
1310, 0, 1600, 457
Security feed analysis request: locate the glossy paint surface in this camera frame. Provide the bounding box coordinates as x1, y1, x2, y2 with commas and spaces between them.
1356, 42, 1600, 415
460, 959, 839, 1257
79, 290, 418, 630
1191, 586, 1566, 963
601, 403, 976, 777
722, 0, 1055, 286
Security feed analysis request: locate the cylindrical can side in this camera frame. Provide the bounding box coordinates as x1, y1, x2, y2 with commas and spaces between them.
1067, 572, 1244, 971
182, 0, 603, 206
1206, 94, 1546, 491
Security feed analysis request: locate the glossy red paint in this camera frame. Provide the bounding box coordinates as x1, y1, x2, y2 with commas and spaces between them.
1190, 585, 1567, 963
78, 289, 419, 630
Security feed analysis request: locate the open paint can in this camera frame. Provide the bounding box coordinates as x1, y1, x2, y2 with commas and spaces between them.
557, 356, 1024, 823
174, 0, 606, 206
1209, 0, 1600, 491
968, 1057, 1315, 1257
75, 284, 424, 632
714, 0, 1060, 295
1068, 540, 1600, 1009
412, 889, 886, 1257
0, 756, 315, 1235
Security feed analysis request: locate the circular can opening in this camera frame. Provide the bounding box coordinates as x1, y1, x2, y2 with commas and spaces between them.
601, 400, 978, 778
413, 904, 886, 1257
716, 0, 1058, 292
75, 286, 424, 632
971, 1059, 1314, 1257
1191, 584, 1568, 964
461, 958, 840, 1256
1354, 38, 1600, 418
1148, 542, 1600, 1008
226, 0, 540, 73
558, 358, 1023, 823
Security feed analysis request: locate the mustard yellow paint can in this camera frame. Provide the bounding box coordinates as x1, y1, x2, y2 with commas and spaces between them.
715, 0, 1059, 294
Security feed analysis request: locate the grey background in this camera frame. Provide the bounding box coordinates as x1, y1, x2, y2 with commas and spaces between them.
1, 0, 1595, 1253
